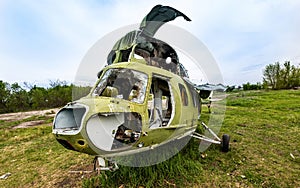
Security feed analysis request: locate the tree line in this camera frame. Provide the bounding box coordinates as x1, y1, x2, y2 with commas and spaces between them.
0, 80, 91, 114
226, 61, 300, 92
226, 82, 263, 92
1, 61, 299, 113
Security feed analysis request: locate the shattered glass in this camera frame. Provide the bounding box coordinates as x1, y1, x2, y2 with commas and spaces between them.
93, 68, 148, 104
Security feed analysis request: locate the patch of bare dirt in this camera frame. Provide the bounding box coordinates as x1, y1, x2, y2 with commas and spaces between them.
0, 108, 59, 129
0, 108, 59, 122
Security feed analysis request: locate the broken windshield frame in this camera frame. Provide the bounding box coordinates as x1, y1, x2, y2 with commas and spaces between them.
93, 68, 148, 104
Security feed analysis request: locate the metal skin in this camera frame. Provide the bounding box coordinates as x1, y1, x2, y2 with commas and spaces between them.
53, 59, 200, 158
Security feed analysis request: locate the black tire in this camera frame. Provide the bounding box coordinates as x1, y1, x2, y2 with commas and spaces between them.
221, 134, 230, 152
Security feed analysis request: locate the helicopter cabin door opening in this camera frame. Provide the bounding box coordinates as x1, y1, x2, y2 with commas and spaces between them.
149, 75, 173, 128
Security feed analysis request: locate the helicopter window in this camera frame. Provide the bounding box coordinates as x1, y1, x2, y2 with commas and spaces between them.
187, 84, 200, 108
192, 89, 200, 109
54, 107, 86, 129
179, 83, 188, 106
93, 68, 148, 104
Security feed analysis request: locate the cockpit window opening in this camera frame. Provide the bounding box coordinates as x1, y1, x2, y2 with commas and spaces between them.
93, 68, 148, 104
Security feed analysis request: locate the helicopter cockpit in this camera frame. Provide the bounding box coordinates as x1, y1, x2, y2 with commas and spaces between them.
93, 68, 148, 104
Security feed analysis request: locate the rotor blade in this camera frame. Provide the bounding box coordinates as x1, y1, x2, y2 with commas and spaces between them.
139, 5, 191, 37
195, 83, 227, 92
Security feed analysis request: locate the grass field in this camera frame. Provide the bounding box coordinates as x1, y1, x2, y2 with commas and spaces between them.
0, 90, 299, 187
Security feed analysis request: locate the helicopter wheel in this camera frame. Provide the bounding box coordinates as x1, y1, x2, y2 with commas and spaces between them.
221, 134, 230, 152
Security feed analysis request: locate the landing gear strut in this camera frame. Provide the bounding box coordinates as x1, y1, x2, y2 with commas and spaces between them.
191, 122, 230, 152
93, 157, 119, 172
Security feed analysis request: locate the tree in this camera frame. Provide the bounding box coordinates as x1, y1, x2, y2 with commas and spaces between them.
29, 86, 48, 109
226, 85, 235, 92
47, 84, 72, 108
7, 83, 30, 112
242, 82, 262, 91
0, 81, 10, 113
263, 61, 300, 89
281, 61, 291, 88
290, 64, 300, 88
263, 62, 280, 89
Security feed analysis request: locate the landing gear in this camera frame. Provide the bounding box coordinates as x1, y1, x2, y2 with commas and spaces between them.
191, 122, 230, 152
93, 156, 119, 172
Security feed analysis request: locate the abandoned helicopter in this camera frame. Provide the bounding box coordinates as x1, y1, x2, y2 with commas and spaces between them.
53, 5, 229, 171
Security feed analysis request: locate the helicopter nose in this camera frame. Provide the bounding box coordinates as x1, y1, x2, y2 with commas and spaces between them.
53, 103, 86, 131
52, 103, 99, 155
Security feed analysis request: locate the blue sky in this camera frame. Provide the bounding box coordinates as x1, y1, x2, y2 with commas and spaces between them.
1, 0, 300, 86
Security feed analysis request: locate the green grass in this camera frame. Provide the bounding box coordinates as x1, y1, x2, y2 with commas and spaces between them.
0, 118, 92, 188
0, 90, 299, 187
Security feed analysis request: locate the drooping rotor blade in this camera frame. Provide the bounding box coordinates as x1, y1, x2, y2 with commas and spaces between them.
195, 83, 226, 92
107, 5, 191, 65
139, 5, 191, 37
195, 83, 226, 99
